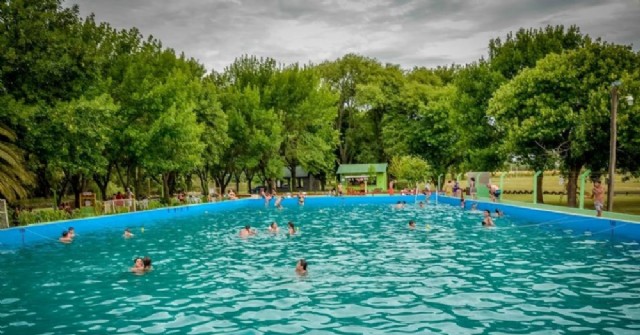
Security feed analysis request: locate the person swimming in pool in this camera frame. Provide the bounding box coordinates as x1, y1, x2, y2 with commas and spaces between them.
67, 227, 75, 239
408, 220, 416, 229
59, 230, 72, 243
419, 201, 425, 208
239, 225, 256, 238
482, 210, 495, 227
131, 257, 144, 273
269, 222, 279, 233
142, 256, 152, 271
288, 221, 296, 235
494, 209, 504, 217
297, 192, 305, 205
123, 228, 134, 238
275, 196, 283, 209
295, 259, 308, 275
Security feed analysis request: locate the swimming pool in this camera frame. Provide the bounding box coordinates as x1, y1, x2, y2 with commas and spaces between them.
1, 199, 639, 334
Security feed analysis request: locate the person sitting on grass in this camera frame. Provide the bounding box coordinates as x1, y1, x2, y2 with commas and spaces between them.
227, 189, 238, 200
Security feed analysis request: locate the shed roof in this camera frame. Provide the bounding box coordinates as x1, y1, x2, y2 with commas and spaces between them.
336, 163, 388, 175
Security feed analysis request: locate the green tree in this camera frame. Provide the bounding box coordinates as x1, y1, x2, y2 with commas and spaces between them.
0, 123, 34, 201
388, 155, 432, 187
488, 41, 640, 207
267, 64, 339, 191
317, 54, 385, 164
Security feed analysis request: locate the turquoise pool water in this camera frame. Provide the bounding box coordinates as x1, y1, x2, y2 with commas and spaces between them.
1, 202, 639, 334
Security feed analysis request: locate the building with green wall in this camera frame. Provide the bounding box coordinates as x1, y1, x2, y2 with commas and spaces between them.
336, 163, 388, 194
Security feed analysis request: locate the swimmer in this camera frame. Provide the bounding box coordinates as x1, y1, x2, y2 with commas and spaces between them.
288, 221, 296, 235
142, 256, 152, 271
67, 227, 75, 239
130, 257, 144, 273
470, 203, 479, 212
269, 222, 279, 233
408, 220, 416, 230
239, 225, 256, 238
275, 196, 283, 209
295, 258, 308, 275
123, 228, 134, 238
494, 209, 504, 217
297, 192, 305, 205
59, 230, 72, 243
482, 210, 495, 227
395, 201, 404, 209
419, 201, 425, 208
460, 192, 465, 209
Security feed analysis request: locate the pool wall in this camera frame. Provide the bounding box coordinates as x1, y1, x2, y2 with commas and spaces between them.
1, 195, 638, 249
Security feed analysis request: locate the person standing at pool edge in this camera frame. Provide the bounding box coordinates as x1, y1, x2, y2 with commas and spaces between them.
487, 183, 501, 202
592, 180, 605, 217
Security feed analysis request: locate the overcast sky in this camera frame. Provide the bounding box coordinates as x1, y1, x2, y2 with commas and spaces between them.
65, 0, 640, 73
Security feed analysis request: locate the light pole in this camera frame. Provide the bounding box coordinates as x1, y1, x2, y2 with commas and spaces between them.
607, 81, 620, 212
607, 81, 634, 212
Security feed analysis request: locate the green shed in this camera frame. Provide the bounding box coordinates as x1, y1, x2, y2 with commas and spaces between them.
336, 163, 388, 194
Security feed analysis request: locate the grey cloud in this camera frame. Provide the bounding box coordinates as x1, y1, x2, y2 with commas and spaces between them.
65, 0, 640, 71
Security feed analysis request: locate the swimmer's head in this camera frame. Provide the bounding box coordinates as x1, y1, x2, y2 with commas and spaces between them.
61, 230, 68, 237
133, 257, 143, 267
288, 221, 294, 229
142, 256, 151, 268
245, 225, 251, 231
297, 259, 308, 271
271, 222, 278, 228
484, 210, 490, 216
409, 220, 416, 227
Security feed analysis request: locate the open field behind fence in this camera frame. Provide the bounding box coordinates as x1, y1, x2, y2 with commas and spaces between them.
495, 172, 640, 216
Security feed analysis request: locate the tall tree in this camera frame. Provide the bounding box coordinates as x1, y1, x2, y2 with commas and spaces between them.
488, 41, 640, 207
317, 54, 384, 164
267, 64, 339, 191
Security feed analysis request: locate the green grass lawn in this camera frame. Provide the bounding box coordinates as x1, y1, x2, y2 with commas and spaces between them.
496, 172, 640, 216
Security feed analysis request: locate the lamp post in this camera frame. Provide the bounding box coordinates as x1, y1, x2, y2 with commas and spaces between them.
607, 81, 634, 212
607, 81, 620, 212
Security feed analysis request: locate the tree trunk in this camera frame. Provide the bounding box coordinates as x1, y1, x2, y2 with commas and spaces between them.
93, 163, 113, 201
198, 168, 209, 196
213, 172, 232, 195
162, 173, 171, 203
288, 160, 297, 193
244, 168, 255, 193
567, 165, 581, 207
233, 172, 241, 194
536, 173, 544, 204
70, 173, 84, 209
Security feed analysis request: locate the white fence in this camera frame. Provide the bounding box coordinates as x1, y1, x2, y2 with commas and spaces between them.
103, 199, 147, 214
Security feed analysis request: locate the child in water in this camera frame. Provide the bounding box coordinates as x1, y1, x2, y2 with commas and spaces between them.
295, 259, 308, 275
